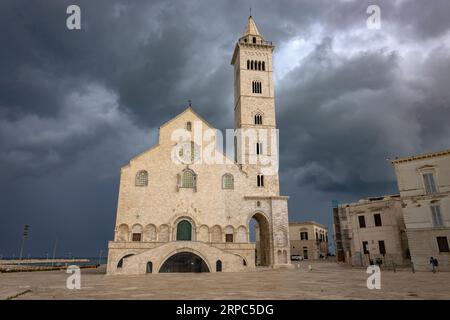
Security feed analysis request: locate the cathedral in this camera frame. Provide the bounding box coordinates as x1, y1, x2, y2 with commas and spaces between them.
106, 16, 292, 274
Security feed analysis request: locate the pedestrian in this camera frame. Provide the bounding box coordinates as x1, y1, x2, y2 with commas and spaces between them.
433, 258, 439, 273
430, 256, 436, 273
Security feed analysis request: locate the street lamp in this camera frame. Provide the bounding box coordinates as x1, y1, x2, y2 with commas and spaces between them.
18, 224, 30, 265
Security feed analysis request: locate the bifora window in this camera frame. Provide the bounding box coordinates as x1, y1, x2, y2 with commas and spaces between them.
257, 174, 264, 187
135, 170, 148, 186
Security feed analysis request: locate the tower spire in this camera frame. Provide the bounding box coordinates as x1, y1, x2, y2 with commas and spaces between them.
243, 15, 261, 36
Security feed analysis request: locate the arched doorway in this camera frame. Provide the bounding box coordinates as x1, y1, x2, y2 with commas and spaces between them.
117, 254, 134, 269
176, 220, 192, 241
249, 212, 271, 266
159, 252, 210, 273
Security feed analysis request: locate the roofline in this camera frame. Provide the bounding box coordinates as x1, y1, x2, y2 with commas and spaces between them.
289, 221, 328, 229
389, 148, 450, 164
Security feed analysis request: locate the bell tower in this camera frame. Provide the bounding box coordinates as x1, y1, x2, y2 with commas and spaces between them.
231, 16, 279, 194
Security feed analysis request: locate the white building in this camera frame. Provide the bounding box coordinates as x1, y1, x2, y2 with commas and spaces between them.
391, 149, 450, 271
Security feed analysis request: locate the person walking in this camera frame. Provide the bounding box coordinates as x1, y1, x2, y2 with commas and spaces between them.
433, 257, 439, 273
430, 256, 436, 273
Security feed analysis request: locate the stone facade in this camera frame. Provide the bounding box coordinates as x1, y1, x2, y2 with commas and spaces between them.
391, 149, 450, 271
289, 221, 329, 260
333, 195, 410, 267
106, 16, 292, 275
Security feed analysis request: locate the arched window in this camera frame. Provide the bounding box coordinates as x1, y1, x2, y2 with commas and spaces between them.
222, 174, 234, 189
257, 174, 264, 187
254, 113, 263, 125
176, 220, 192, 241
186, 121, 192, 131
252, 37, 256, 44
252, 81, 262, 94
216, 260, 222, 272
181, 169, 196, 188
262, 61, 265, 71
247, 60, 250, 69
251, 60, 254, 70
135, 170, 148, 186
258, 61, 261, 70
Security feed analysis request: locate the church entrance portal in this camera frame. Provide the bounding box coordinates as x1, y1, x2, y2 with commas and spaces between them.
176, 220, 192, 241
159, 252, 210, 273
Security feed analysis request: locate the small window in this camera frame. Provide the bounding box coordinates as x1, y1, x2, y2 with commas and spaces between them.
258, 61, 261, 70
222, 174, 234, 189
374, 213, 382, 227
315, 232, 319, 241
251, 60, 254, 70
262, 61, 265, 71
437, 237, 449, 253
216, 260, 222, 272
247, 60, 250, 69
257, 174, 264, 187
225, 234, 234, 243
186, 121, 192, 131
300, 231, 308, 240
135, 170, 148, 186
362, 241, 369, 254
256, 200, 261, 207
358, 215, 366, 228
378, 241, 386, 255
252, 37, 256, 44
256, 142, 263, 155
132, 233, 141, 242
423, 173, 437, 194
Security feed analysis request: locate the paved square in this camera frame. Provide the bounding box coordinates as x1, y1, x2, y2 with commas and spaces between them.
1, 261, 450, 299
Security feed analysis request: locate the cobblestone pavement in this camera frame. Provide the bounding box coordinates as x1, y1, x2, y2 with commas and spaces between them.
1, 261, 450, 300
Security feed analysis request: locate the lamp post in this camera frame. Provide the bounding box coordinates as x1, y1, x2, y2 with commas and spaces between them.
18, 224, 30, 265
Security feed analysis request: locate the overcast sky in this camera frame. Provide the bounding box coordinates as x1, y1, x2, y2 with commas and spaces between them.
1, 0, 449, 257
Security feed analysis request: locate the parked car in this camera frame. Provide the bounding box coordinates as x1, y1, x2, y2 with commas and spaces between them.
291, 255, 303, 261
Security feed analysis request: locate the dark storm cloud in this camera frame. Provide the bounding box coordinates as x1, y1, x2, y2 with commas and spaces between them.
0, 0, 449, 256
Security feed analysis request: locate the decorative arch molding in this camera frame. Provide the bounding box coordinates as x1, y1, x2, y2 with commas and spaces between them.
144, 224, 157, 242
210, 225, 223, 243
197, 225, 210, 242
246, 210, 272, 230
169, 215, 199, 241
116, 224, 130, 242
236, 225, 248, 243
158, 224, 170, 242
